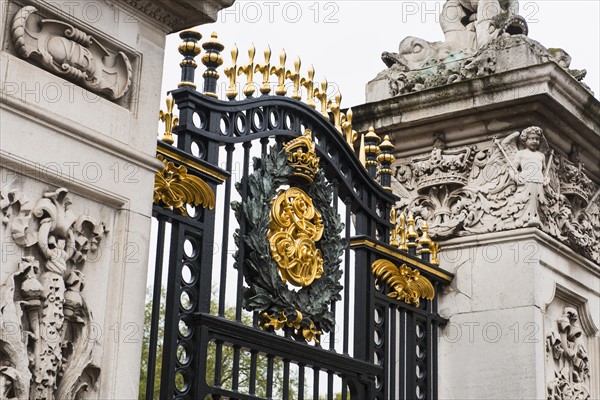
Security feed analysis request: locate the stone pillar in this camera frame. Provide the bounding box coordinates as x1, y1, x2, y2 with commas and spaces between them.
353, 11, 600, 400
0, 0, 232, 398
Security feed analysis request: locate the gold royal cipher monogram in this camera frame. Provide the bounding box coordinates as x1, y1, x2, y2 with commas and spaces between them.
268, 187, 324, 287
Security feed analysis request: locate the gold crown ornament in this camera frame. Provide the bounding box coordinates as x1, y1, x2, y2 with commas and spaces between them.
283, 130, 320, 183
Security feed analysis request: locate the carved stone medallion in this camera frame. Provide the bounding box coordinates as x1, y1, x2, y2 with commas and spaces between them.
11, 6, 133, 101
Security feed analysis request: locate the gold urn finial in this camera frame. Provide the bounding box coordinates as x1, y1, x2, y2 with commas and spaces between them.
283, 130, 320, 182
417, 221, 433, 255
406, 212, 419, 250
390, 208, 399, 247
159, 93, 178, 145
398, 213, 408, 251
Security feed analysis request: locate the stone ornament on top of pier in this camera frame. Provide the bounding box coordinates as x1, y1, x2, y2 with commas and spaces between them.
369, 0, 591, 98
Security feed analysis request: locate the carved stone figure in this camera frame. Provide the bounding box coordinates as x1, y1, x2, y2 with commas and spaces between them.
546, 308, 591, 400
11, 6, 132, 101
0, 187, 106, 399
392, 127, 599, 264
374, 0, 590, 97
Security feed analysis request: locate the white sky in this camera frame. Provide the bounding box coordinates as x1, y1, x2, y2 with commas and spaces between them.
160, 0, 600, 108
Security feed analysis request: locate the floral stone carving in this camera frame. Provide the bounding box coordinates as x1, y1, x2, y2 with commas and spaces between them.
546, 308, 591, 399
0, 187, 106, 399
394, 127, 600, 264
11, 6, 132, 101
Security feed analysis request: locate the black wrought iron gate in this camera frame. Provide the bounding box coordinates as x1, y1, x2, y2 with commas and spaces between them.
145, 31, 453, 400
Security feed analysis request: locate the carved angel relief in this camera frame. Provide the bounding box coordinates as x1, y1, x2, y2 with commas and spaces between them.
0, 187, 106, 400
393, 126, 600, 264
11, 6, 132, 101
546, 308, 591, 400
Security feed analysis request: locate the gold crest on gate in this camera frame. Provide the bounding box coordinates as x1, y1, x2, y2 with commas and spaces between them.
267, 187, 324, 287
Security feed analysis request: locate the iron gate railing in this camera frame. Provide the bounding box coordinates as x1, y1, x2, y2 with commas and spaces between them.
144, 30, 453, 400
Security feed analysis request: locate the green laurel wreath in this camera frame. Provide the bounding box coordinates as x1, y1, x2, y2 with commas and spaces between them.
232, 143, 345, 342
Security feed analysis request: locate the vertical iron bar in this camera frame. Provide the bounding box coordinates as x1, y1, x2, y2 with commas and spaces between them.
213, 340, 222, 388
145, 217, 166, 400
406, 312, 416, 399
159, 221, 185, 399
218, 144, 235, 316
261, 136, 269, 156
236, 141, 252, 321
249, 350, 258, 395
399, 308, 406, 399
313, 368, 320, 400
343, 197, 352, 356
389, 306, 397, 400
298, 364, 305, 400
283, 360, 290, 399
266, 355, 275, 399
327, 370, 333, 400
231, 345, 241, 391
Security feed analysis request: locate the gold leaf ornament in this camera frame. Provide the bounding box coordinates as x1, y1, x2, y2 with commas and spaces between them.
268, 187, 324, 287
372, 259, 434, 306
153, 155, 215, 214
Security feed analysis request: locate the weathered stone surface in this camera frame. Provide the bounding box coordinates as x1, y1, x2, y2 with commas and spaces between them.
437, 229, 600, 399
0, 0, 232, 398
368, 0, 591, 101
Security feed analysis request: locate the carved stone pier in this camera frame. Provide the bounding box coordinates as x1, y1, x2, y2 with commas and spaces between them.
0, 1, 232, 398
353, 6, 600, 399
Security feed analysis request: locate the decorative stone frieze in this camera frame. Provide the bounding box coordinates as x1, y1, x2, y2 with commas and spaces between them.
393, 126, 600, 264
0, 187, 106, 400
11, 5, 133, 101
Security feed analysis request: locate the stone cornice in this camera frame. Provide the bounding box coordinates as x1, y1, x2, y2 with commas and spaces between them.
118, 0, 235, 32
439, 227, 600, 277
353, 63, 600, 178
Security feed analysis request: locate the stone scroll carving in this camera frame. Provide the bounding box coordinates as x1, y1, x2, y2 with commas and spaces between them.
11, 6, 132, 101
0, 188, 106, 400
546, 308, 591, 400
393, 127, 600, 264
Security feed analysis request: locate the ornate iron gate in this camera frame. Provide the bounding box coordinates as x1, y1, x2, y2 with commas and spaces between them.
145, 31, 453, 400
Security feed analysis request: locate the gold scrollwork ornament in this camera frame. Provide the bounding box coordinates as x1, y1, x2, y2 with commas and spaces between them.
153, 155, 215, 214
268, 187, 324, 287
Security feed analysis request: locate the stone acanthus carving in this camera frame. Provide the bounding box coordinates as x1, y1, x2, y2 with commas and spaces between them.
376, 0, 589, 96
545, 308, 591, 400
11, 6, 132, 101
393, 126, 600, 264
0, 188, 106, 400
